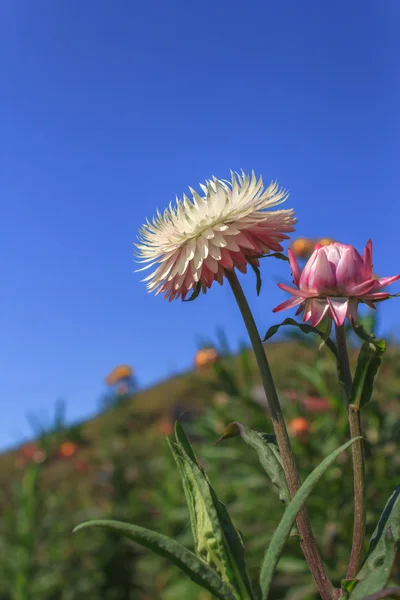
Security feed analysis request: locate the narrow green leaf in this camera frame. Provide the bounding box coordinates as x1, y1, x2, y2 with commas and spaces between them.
170, 423, 255, 599
174, 421, 200, 466
73, 520, 236, 600
265, 252, 289, 262
349, 529, 396, 600
350, 334, 386, 408
264, 318, 338, 357
350, 342, 377, 408
167, 435, 200, 551
218, 422, 291, 508
360, 355, 383, 407
259, 437, 360, 599
249, 261, 262, 296
351, 321, 386, 353
357, 486, 400, 580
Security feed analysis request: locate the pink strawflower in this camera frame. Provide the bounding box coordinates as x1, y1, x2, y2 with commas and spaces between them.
273, 240, 400, 327
136, 171, 296, 301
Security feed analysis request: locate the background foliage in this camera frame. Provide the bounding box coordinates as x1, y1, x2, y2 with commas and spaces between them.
0, 324, 399, 599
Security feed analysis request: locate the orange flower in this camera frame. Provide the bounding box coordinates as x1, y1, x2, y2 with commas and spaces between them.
318, 237, 335, 247
290, 237, 315, 260
289, 417, 311, 441
105, 365, 133, 386
194, 347, 219, 369
59, 441, 78, 458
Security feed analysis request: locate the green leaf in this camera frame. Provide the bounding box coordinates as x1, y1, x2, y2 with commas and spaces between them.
264, 318, 338, 358
249, 261, 262, 296
218, 422, 291, 509
169, 423, 255, 600
363, 589, 400, 599
265, 252, 289, 262
174, 421, 200, 466
259, 437, 360, 600
73, 520, 236, 600
341, 579, 358, 599
357, 486, 400, 580
350, 340, 385, 408
348, 529, 397, 600
351, 321, 386, 353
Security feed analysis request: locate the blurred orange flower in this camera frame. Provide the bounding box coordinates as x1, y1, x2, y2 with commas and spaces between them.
318, 237, 335, 247
289, 417, 311, 441
59, 441, 78, 459
194, 347, 219, 369
290, 237, 315, 260
105, 365, 133, 386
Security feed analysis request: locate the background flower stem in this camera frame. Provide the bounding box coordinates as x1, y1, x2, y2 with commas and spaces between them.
226, 269, 336, 600
335, 324, 366, 579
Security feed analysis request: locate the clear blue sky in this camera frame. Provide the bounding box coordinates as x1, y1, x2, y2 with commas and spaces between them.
1, 0, 399, 449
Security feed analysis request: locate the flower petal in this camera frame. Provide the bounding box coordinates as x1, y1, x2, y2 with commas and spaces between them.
272, 296, 304, 313
327, 297, 349, 327
301, 248, 335, 293
309, 299, 329, 327
362, 292, 390, 301
363, 239, 373, 279
278, 282, 314, 298
375, 274, 400, 289
335, 246, 364, 290
347, 299, 359, 322
288, 249, 301, 286
347, 279, 378, 297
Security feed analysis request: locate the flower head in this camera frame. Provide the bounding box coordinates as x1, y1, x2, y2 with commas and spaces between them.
194, 347, 219, 369
105, 365, 133, 386
136, 171, 296, 301
289, 417, 311, 441
59, 441, 78, 459
273, 240, 400, 327
318, 237, 335, 247
290, 237, 315, 260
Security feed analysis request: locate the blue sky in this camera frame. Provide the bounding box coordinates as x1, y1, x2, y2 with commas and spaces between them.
1, 0, 399, 449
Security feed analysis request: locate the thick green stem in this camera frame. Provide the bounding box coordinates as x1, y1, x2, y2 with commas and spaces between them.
226, 270, 336, 600
335, 325, 366, 579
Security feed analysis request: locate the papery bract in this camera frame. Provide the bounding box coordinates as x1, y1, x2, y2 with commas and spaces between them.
136, 171, 296, 301
273, 240, 400, 327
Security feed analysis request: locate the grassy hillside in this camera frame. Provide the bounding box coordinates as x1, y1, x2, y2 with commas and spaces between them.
0, 339, 399, 599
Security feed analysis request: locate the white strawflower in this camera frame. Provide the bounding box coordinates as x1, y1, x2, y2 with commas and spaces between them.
136, 171, 296, 301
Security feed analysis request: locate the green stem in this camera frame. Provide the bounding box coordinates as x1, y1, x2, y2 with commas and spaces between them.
335, 325, 366, 579
335, 323, 353, 406
226, 270, 336, 600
